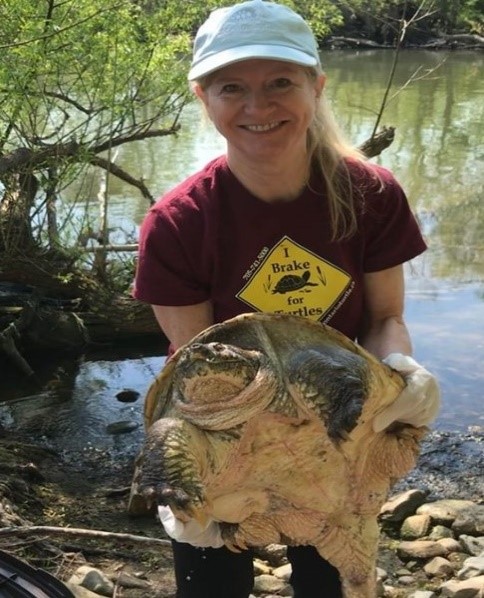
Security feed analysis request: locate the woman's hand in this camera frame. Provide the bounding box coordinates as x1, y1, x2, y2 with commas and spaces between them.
158, 505, 224, 548
373, 353, 441, 432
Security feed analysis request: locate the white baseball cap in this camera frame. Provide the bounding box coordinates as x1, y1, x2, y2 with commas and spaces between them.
188, 0, 322, 81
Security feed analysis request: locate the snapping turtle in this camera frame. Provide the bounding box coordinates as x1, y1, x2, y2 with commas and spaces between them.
272, 270, 317, 294
129, 313, 426, 598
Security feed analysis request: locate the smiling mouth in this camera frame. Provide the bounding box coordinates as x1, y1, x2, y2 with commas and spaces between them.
241, 121, 286, 132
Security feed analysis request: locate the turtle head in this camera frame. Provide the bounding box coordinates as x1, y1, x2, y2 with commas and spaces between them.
173, 342, 264, 406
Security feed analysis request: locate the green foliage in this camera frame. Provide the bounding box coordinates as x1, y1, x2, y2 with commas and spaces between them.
279, 1, 345, 38
438, 0, 484, 32
0, 0, 193, 154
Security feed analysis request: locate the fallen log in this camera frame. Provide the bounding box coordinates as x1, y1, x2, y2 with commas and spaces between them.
0, 295, 166, 377
441, 33, 484, 46
326, 36, 389, 49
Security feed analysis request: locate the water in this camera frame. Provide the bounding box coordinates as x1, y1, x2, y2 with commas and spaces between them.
1, 50, 483, 449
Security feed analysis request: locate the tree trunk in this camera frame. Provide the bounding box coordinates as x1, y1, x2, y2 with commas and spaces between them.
0, 171, 39, 254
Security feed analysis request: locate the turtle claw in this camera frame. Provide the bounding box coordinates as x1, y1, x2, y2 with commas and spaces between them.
223, 539, 244, 553
140, 481, 200, 516
220, 523, 248, 552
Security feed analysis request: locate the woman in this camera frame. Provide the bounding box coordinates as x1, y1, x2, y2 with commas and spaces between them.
133, 1, 440, 596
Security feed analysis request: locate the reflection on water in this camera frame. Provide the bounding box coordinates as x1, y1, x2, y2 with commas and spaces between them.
1, 50, 483, 449
0, 354, 166, 457
405, 282, 484, 432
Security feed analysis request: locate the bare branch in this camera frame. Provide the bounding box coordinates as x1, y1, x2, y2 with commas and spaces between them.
0, 525, 171, 548
43, 91, 98, 115
92, 125, 181, 154
387, 60, 446, 103
80, 244, 138, 253
90, 156, 154, 204
0, 126, 180, 181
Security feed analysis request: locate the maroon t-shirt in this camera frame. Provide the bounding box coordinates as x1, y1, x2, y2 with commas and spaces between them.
134, 156, 426, 341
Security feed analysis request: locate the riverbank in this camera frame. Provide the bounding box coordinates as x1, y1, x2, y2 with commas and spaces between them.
0, 427, 482, 596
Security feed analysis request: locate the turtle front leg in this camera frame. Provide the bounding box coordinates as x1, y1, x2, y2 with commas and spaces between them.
286, 346, 369, 441
128, 417, 209, 521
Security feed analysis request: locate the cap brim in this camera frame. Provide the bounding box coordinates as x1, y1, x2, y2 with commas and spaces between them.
188, 44, 318, 81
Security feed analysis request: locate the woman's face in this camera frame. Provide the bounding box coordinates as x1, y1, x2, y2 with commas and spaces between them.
195, 59, 325, 165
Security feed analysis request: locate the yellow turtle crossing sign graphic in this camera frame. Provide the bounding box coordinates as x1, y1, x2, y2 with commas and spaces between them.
237, 236, 352, 321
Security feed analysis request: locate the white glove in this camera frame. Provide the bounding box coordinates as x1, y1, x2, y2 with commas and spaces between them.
158, 505, 224, 548
373, 353, 440, 432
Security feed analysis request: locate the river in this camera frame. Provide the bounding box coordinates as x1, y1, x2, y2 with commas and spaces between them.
0, 50, 483, 454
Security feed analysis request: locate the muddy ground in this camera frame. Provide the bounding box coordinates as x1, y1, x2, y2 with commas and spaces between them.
0, 431, 178, 596
0, 428, 482, 597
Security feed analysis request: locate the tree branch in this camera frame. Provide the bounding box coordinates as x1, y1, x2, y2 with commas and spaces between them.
0, 525, 171, 547
92, 125, 181, 154
89, 156, 154, 204
0, 124, 180, 191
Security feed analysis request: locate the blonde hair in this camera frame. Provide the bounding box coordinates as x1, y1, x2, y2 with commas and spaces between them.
303, 67, 377, 241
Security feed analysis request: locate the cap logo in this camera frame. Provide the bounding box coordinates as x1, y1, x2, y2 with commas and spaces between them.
218, 5, 271, 37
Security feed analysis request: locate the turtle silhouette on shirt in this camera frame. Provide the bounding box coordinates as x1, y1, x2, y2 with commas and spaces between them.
272, 270, 318, 294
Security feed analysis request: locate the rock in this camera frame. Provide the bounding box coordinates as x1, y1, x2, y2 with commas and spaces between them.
253, 543, 287, 566
439, 538, 466, 553
112, 571, 152, 589
457, 553, 484, 580
408, 592, 438, 598
272, 563, 292, 581
376, 567, 388, 581
65, 583, 103, 597
253, 559, 272, 575
68, 566, 114, 597
430, 525, 455, 540
397, 540, 449, 560
440, 575, 484, 596
460, 535, 484, 556
397, 574, 417, 585
379, 489, 429, 523
417, 500, 476, 525
253, 573, 289, 594
105, 420, 139, 434
401, 514, 433, 539
424, 556, 455, 578
396, 567, 412, 576
452, 505, 484, 536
